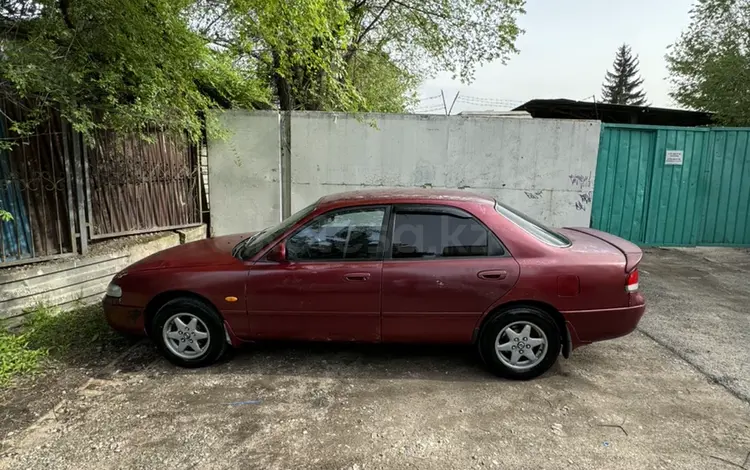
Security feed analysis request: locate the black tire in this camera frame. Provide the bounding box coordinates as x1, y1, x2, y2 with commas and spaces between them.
478, 306, 561, 380
151, 297, 227, 368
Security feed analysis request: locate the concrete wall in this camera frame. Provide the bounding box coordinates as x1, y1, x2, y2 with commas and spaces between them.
207, 111, 281, 236
208, 111, 601, 235
291, 112, 600, 227
0, 225, 205, 322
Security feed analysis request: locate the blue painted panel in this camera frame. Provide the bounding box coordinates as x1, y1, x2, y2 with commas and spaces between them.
0, 123, 33, 263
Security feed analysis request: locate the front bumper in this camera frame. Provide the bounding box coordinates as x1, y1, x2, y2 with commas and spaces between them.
563, 292, 646, 347
103, 296, 146, 336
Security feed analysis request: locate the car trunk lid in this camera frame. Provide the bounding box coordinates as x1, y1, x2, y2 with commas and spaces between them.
562, 227, 642, 272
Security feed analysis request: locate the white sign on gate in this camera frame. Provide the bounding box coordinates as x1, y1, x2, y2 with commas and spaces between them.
665, 150, 684, 165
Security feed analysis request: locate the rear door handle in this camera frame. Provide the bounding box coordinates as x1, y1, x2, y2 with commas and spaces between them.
344, 272, 371, 281
478, 270, 508, 280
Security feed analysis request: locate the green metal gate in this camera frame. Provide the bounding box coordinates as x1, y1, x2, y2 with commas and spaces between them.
592, 123, 750, 247
642, 127, 708, 246
701, 130, 750, 245
591, 126, 655, 243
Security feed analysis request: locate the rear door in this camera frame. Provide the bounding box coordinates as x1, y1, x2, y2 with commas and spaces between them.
381, 204, 520, 343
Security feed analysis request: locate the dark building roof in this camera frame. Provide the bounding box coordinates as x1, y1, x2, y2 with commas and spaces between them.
512, 99, 714, 127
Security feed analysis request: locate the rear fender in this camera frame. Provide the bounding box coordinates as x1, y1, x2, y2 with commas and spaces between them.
474, 297, 571, 357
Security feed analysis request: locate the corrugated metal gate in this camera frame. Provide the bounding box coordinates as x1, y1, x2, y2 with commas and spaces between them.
592, 123, 750, 246
701, 130, 750, 245
591, 127, 656, 243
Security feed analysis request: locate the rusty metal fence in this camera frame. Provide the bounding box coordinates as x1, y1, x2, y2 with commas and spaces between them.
85, 129, 202, 239
0, 103, 202, 267
0, 102, 77, 266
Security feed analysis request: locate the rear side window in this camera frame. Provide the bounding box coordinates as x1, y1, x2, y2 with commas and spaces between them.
391, 211, 504, 259
495, 203, 570, 247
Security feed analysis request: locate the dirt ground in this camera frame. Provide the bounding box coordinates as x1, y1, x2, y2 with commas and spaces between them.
2, 248, 750, 470
639, 247, 750, 403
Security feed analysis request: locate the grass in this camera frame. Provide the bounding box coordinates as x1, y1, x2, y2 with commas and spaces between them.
0, 304, 131, 388
0, 329, 48, 386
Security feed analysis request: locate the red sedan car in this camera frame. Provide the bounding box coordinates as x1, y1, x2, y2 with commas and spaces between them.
104, 189, 645, 380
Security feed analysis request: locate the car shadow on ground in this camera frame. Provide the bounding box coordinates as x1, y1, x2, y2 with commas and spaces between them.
122, 339, 570, 383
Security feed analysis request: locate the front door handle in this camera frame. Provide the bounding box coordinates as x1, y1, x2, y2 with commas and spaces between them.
344, 272, 371, 281
478, 270, 508, 280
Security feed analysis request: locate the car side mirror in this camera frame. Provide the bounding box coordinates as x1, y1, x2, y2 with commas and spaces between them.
266, 243, 287, 263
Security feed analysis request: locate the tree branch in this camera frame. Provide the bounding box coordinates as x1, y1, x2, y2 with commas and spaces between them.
350, 0, 369, 13
0, 17, 33, 40
344, 0, 395, 63
199, 7, 230, 37
357, 0, 394, 44
391, 0, 449, 19
58, 0, 75, 29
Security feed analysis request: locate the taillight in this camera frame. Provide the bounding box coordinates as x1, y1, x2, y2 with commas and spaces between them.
626, 269, 639, 292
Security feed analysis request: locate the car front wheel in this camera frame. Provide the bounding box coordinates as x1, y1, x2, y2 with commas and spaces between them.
151, 298, 227, 368
479, 306, 561, 380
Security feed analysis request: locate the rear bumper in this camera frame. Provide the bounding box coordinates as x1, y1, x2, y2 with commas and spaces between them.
103, 296, 146, 336
563, 292, 645, 348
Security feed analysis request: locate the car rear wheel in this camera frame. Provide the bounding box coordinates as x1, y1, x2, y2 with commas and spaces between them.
151, 298, 227, 368
479, 306, 560, 380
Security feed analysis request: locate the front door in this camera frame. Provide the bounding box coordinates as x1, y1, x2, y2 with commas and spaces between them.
246, 206, 388, 341
381, 205, 520, 343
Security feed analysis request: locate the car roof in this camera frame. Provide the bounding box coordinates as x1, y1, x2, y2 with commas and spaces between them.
317, 188, 495, 208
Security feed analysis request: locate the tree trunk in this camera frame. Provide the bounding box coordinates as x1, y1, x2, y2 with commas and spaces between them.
272, 51, 292, 111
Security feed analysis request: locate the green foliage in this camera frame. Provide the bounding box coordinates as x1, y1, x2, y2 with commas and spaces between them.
1, 0, 524, 135
0, 328, 47, 387
0, 304, 127, 387
666, 0, 750, 125
0, 209, 12, 222
601, 44, 649, 106
23, 304, 128, 356
348, 0, 526, 83
197, 0, 525, 111
1, 0, 269, 141
349, 50, 418, 113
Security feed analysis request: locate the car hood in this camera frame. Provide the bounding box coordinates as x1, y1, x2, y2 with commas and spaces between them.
127, 233, 251, 272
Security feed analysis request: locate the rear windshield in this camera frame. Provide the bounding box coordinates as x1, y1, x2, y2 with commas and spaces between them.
495, 203, 571, 247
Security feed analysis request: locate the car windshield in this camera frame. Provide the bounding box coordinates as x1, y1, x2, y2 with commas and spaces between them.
495, 202, 571, 247
235, 202, 318, 259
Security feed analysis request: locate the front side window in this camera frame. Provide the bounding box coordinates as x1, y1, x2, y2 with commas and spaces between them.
391, 211, 503, 259
236, 202, 318, 259
287, 208, 386, 261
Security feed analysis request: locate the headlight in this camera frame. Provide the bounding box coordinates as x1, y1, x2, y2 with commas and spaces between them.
106, 283, 122, 298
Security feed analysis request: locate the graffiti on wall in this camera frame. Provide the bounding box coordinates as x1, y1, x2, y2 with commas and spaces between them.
570, 172, 593, 211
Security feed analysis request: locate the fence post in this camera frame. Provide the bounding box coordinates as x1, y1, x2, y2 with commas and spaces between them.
279, 111, 292, 220
71, 131, 88, 254
82, 139, 94, 239
61, 120, 77, 254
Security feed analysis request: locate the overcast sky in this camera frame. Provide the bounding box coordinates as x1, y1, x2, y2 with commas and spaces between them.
417, 0, 696, 114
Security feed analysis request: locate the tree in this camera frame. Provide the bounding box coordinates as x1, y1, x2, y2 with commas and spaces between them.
0, 0, 269, 141
601, 44, 649, 106
194, 0, 526, 112
0, 0, 526, 136
666, 0, 750, 126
